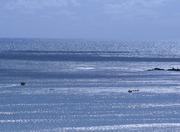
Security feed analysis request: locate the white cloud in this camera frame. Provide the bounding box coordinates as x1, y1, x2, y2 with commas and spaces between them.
3, 0, 80, 10
103, 0, 169, 17
0, 0, 81, 17
0, 0, 178, 19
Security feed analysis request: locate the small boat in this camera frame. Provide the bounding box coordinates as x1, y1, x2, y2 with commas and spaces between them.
128, 90, 133, 93
128, 89, 139, 93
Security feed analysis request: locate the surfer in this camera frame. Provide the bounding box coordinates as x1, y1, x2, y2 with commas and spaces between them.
20, 82, 26, 86
128, 89, 139, 93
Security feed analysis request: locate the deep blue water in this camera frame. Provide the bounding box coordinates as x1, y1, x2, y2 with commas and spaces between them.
0, 38, 180, 132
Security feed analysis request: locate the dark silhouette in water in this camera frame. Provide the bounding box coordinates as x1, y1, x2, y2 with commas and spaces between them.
20, 82, 26, 86
147, 68, 165, 71
167, 68, 180, 71
128, 90, 133, 93
148, 67, 180, 72
128, 89, 139, 93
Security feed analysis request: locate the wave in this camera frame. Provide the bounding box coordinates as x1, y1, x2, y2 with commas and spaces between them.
0, 84, 19, 88
0, 50, 180, 62
40, 123, 180, 132
0, 68, 178, 79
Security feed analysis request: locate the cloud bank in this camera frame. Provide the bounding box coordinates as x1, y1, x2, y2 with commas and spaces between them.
0, 0, 170, 15
0, 0, 180, 39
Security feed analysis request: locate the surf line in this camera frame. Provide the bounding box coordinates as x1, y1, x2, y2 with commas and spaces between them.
60, 123, 180, 131
0, 84, 19, 88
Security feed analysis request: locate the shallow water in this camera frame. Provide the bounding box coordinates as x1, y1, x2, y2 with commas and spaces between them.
0, 39, 180, 131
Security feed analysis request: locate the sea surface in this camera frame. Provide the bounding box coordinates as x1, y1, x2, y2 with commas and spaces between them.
0, 38, 180, 132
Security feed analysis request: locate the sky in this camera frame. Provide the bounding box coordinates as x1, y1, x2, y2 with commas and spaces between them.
0, 0, 180, 40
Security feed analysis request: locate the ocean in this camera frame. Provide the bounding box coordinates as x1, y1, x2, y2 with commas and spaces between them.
0, 38, 180, 132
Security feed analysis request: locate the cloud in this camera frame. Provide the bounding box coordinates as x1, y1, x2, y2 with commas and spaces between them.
0, 0, 179, 20
2, 0, 80, 10
103, 0, 169, 18
0, 0, 180, 39
0, 0, 171, 14
0, 0, 80, 17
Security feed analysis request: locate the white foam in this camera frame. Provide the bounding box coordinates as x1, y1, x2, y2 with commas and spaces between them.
51, 123, 180, 131
76, 67, 95, 70
0, 84, 19, 88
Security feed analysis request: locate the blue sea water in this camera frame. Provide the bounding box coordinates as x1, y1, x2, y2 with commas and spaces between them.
0, 38, 180, 132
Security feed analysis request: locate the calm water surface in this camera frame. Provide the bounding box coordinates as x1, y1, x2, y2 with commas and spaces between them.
0, 39, 180, 132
